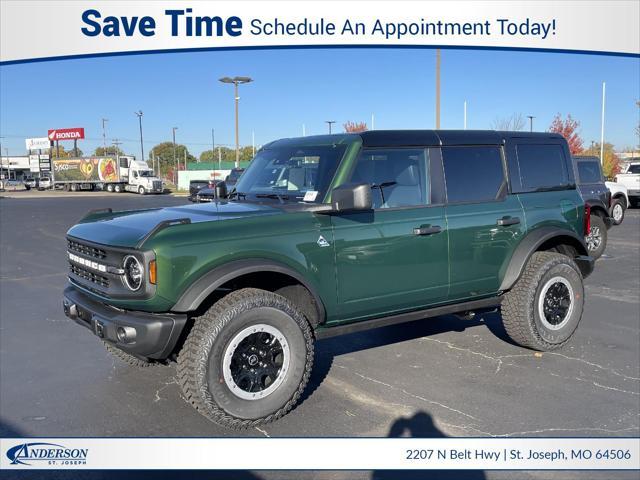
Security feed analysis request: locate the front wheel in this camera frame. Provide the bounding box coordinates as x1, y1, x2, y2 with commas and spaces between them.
585, 214, 607, 259
501, 252, 584, 351
138, 186, 146, 195
611, 199, 625, 225
177, 288, 314, 428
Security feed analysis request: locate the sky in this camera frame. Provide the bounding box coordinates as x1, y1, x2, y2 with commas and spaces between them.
1, 47, 639, 158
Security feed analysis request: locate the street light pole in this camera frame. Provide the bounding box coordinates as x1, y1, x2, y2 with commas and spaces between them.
325, 120, 336, 134
527, 115, 535, 132
435, 49, 441, 129
172, 127, 178, 185
219, 76, 253, 168
135, 111, 144, 161
101, 118, 108, 155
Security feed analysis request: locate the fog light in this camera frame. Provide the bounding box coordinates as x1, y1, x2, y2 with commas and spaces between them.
116, 326, 137, 343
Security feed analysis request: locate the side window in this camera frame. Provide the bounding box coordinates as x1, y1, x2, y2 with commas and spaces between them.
442, 146, 505, 203
516, 144, 569, 191
576, 160, 603, 184
349, 148, 429, 209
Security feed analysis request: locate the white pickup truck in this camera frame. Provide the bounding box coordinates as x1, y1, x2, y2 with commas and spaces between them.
615, 163, 640, 208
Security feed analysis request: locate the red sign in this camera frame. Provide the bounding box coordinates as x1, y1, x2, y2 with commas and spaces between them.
48, 128, 85, 141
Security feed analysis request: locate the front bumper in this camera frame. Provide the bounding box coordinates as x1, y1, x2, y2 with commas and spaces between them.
63, 285, 187, 360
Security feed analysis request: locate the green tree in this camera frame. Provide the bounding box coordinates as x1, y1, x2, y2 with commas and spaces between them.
199, 147, 235, 163
93, 146, 124, 157
50, 145, 83, 158
149, 142, 196, 177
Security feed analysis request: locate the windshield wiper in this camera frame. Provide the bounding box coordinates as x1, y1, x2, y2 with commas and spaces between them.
255, 193, 290, 204
228, 190, 247, 200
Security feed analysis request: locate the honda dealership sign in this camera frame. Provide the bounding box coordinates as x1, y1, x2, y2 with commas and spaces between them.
48, 128, 85, 141
25, 137, 51, 150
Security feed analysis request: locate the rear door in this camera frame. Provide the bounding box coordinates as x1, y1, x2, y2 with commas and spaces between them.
443, 145, 525, 300
575, 158, 610, 209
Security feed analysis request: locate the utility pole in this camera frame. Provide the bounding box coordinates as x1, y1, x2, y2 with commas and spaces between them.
371, 114, 375, 130
134, 111, 144, 161
600, 81, 606, 165
252, 130, 255, 157
101, 118, 108, 155
325, 120, 336, 134
172, 127, 178, 185
112, 138, 123, 162
527, 115, 535, 132
463, 101, 467, 130
219, 76, 253, 168
435, 49, 441, 129
218, 146, 221, 168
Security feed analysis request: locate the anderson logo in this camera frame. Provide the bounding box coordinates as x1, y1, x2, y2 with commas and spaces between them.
6, 442, 88, 466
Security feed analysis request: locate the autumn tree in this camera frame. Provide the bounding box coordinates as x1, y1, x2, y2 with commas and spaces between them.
93, 146, 124, 157
344, 121, 368, 133
581, 142, 621, 179
148, 142, 196, 177
491, 113, 526, 131
50, 145, 83, 158
549, 114, 583, 155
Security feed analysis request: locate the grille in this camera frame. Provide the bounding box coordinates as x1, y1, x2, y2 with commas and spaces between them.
153, 181, 162, 190
67, 240, 107, 259
69, 264, 110, 288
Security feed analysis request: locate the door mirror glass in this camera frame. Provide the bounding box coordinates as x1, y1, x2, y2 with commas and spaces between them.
215, 181, 228, 199
331, 183, 372, 212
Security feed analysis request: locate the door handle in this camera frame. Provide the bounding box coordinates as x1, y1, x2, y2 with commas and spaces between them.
496, 216, 521, 226
413, 225, 442, 236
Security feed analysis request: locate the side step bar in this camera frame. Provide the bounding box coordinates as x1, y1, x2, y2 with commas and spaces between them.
315, 296, 501, 339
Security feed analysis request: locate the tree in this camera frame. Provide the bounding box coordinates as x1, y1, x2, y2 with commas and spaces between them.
50, 145, 83, 158
549, 113, 583, 155
148, 142, 196, 177
199, 146, 254, 163
93, 146, 124, 157
344, 121, 368, 133
491, 113, 526, 131
581, 142, 621, 179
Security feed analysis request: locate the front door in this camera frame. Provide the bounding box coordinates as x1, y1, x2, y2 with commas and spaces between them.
330, 147, 449, 323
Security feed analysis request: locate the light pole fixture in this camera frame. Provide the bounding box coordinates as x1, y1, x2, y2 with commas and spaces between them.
219, 76, 253, 168
325, 120, 336, 134
134, 111, 144, 161
527, 115, 535, 132
172, 127, 178, 185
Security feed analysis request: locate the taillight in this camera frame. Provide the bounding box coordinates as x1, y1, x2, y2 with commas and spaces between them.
584, 204, 591, 235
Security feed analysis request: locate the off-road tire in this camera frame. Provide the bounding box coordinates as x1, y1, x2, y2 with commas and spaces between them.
177, 288, 314, 429
103, 341, 164, 368
585, 214, 607, 259
611, 198, 625, 225
501, 251, 584, 351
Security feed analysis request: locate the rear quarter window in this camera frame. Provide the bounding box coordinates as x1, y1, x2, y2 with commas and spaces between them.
516, 144, 570, 191
576, 160, 603, 184
442, 146, 505, 203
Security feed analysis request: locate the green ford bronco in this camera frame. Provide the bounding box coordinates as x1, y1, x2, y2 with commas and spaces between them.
63, 130, 594, 427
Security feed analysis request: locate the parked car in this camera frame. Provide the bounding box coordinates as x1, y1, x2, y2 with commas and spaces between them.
63, 130, 594, 428
194, 181, 226, 202
0, 179, 27, 191
225, 167, 245, 187
23, 176, 37, 189
573, 155, 613, 259
615, 162, 640, 207
38, 176, 52, 190
605, 181, 629, 225
188, 179, 210, 202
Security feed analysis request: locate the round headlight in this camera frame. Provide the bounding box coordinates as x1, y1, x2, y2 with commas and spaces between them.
122, 255, 144, 291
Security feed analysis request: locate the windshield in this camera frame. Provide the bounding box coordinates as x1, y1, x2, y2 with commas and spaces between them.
628, 164, 640, 174
234, 143, 347, 202
138, 170, 154, 177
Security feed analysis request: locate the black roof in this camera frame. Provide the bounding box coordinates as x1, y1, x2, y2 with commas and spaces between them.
265, 130, 564, 149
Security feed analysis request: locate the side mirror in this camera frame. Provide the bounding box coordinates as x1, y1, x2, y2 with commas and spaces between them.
331, 183, 372, 212
215, 181, 228, 199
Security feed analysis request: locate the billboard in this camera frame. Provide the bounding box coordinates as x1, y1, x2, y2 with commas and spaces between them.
29, 154, 40, 173
47, 128, 85, 141
52, 157, 119, 182
25, 137, 51, 150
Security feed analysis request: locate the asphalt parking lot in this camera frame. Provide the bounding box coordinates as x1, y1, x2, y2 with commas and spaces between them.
0, 193, 638, 480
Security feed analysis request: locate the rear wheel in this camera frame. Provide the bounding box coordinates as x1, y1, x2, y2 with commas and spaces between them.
106, 184, 114, 192
585, 214, 607, 259
611, 198, 625, 225
177, 288, 314, 428
70, 183, 78, 192
501, 252, 584, 351
114, 184, 123, 193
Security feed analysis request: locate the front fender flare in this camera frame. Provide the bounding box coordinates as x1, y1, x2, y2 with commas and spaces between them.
171, 259, 326, 323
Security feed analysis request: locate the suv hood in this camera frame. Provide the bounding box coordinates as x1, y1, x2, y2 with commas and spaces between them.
67, 201, 282, 248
